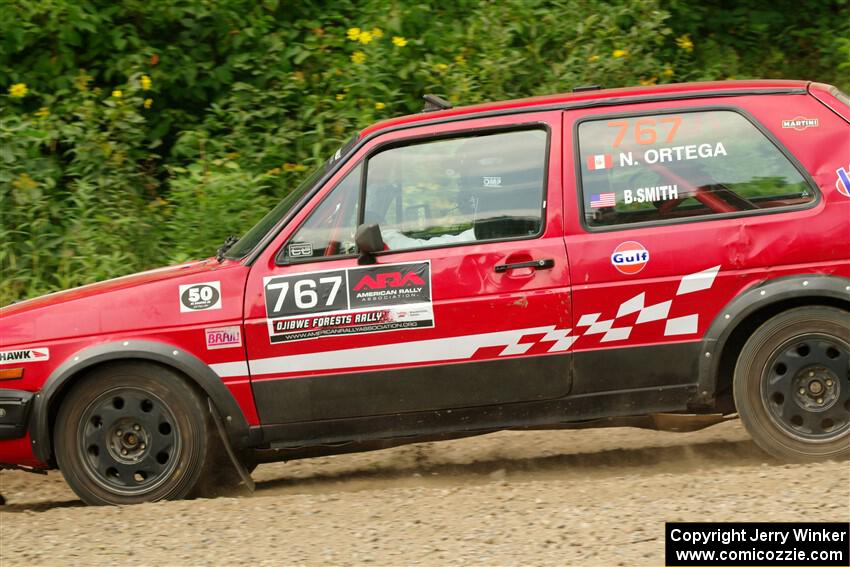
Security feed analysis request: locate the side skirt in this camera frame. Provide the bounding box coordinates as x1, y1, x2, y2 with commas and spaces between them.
253, 383, 698, 454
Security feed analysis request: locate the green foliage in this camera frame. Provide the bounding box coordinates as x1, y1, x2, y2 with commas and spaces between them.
1, 0, 847, 303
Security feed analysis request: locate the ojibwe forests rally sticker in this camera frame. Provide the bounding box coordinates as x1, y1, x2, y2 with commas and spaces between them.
262, 261, 434, 343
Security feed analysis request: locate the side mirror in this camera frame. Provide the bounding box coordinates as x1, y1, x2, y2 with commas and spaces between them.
355, 223, 384, 265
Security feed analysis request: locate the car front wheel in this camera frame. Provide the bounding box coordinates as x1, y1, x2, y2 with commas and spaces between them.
54, 362, 214, 505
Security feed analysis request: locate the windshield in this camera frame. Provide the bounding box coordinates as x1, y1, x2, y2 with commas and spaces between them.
224, 137, 358, 260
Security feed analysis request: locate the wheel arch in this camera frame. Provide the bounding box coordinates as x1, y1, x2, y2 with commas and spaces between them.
694, 273, 850, 411
30, 340, 252, 465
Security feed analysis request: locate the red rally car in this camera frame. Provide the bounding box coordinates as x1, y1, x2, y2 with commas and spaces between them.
1, 80, 849, 505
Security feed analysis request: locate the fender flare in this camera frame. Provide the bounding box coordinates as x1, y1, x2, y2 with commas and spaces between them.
29, 340, 252, 463
695, 273, 850, 405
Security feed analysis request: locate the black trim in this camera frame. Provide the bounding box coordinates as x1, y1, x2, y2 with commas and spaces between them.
695, 274, 850, 405
253, 354, 572, 424
570, 105, 822, 233
0, 389, 33, 441
571, 342, 701, 394
275, 123, 553, 266
243, 87, 807, 266
257, 383, 697, 450
29, 341, 251, 463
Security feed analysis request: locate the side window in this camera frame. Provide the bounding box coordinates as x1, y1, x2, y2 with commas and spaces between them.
365, 129, 547, 251
578, 110, 814, 228
282, 164, 362, 261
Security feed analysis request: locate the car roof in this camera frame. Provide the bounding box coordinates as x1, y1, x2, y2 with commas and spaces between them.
359, 80, 810, 138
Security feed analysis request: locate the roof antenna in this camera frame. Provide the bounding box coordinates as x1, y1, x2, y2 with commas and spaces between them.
572, 84, 602, 92
422, 94, 452, 112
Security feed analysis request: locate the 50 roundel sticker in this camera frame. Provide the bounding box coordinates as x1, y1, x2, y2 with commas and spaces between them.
179, 281, 222, 312
611, 241, 650, 275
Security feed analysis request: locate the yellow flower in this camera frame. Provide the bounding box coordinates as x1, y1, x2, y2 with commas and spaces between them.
143, 98, 153, 109
8, 83, 28, 98
662, 66, 674, 78
587, 54, 600, 63
357, 30, 373, 44
283, 163, 308, 172
371, 27, 383, 38
351, 51, 366, 64
375, 102, 386, 110
454, 54, 466, 65
266, 167, 281, 175
34, 107, 50, 118
639, 77, 657, 86
612, 49, 628, 58
336, 93, 346, 101
112, 89, 123, 98
434, 63, 449, 72
392, 36, 407, 47
140, 74, 152, 90
675, 34, 694, 52
12, 173, 38, 191
346, 27, 361, 41
74, 73, 92, 92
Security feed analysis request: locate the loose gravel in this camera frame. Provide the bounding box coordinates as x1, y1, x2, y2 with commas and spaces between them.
1, 420, 848, 566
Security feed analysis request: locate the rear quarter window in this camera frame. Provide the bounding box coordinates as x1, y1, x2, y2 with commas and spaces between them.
577, 110, 815, 228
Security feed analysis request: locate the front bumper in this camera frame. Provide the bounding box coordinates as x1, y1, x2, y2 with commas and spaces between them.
0, 390, 34, 440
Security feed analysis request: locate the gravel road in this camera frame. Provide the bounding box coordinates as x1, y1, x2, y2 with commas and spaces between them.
1, 420, 848, 566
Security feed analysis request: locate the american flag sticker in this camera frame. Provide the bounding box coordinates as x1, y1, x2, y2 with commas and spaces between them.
586, 154, 613, 171
590, 192, 616, 208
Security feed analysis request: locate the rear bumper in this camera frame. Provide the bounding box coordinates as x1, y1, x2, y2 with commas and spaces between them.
0, 390, 34, 440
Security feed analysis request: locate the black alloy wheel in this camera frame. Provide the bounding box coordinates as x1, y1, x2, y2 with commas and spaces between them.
735, 306, 850, 461
55, 362, 215, 505
78, 386, 182, 496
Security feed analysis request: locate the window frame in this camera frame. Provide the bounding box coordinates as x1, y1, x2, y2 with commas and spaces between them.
572, 105, 821, 233
277, 122, 552, 265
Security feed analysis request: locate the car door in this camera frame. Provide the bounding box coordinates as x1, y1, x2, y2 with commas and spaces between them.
561, 97, 825, 396
243, 111, 573, 425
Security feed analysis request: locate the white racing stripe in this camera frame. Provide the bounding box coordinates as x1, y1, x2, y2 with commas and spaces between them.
209, 265, 722, 379
247, 326, 556, 377
209, 360, 250, 378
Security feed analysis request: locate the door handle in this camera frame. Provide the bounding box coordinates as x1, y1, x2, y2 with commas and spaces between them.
494, 258, 555, 273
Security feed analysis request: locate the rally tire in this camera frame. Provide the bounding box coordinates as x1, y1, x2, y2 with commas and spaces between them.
54, 362, 216, 505
734, 306, 850, 462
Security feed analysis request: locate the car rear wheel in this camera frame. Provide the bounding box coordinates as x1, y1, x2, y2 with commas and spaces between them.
55, 362, 215, 505
734, 306, 850, 461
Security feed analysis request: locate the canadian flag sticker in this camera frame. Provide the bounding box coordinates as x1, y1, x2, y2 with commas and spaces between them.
586, 154, 613, 171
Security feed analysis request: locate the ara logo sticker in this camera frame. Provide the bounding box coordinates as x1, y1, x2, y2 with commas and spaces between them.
353, 272, 425, 291
611, 241, 650, 275
781, 117, 819, 131
179, 281, 222, 312
205, 326, 242, 350
262, 261, 434, 343
0, 348, 49, 364
836, 166, 850, 198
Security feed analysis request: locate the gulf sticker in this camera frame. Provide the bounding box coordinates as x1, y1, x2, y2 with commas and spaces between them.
836, 166, 850, 198
611, 241, 650, 275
